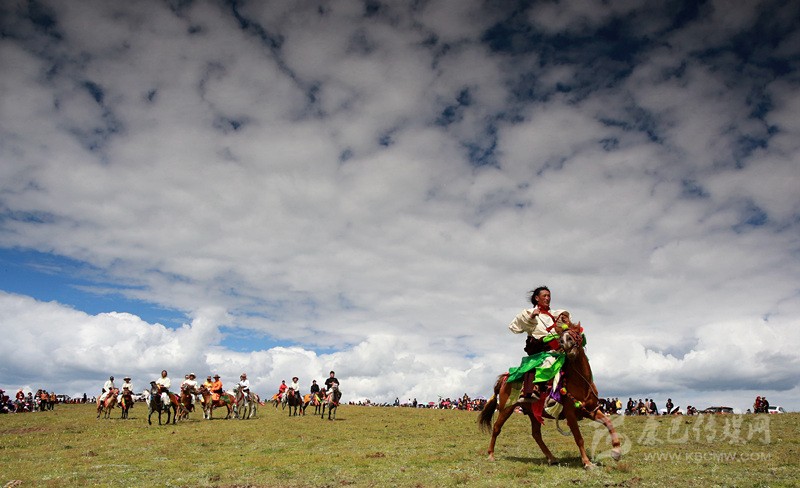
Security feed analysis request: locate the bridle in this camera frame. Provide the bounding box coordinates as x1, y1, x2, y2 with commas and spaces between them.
558, 327, 601, 417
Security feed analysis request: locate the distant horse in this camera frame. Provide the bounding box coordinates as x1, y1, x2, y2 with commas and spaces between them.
281, 391, 290, 410
177, 384, 198, 421
307, 391, 324, 415
234, 386, 257, 420
321, 384, 341, 420
198, 386, 234, 420
301, 393, 319, 415
145, 381, 178, 425
478, 321, 621, 469
119, 389, 134, 419
286, 389, 303, 416
96, 388, 118, 419
270, 393, 282, 409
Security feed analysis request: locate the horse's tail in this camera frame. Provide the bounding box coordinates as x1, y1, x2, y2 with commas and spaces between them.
478, 374, 506, 432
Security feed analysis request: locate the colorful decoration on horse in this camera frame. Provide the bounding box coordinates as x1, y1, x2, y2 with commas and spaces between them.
507, 351, 565, 384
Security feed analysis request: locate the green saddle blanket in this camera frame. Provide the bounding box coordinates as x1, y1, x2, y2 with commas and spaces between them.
507, 351, 566, 384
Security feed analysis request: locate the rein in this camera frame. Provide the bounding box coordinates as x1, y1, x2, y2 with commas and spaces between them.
559, 329, 601, 417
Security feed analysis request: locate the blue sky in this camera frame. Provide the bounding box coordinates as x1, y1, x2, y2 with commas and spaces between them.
1, 0, 799, 411
0, 248, 185, 326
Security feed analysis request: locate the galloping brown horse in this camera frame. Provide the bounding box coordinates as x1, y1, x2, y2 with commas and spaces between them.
321, 385, 341, 420
146, 381, 178, 425
177, 384, 197, 421
478, 322, 621, 469
269, 393, 279, 409
301, 393, 320, 415
307, 392, 324, 415
198, 386, 234, 420
96, 388, 118, 419
119, 389, 134, 419
286, 389, 303, 416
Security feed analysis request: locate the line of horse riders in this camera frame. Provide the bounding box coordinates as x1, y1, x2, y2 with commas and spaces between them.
269, 371, 343, 419
95, 369, 342, 424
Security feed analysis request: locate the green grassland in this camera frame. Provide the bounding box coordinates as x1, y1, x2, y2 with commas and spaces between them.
1, 404, 797, 487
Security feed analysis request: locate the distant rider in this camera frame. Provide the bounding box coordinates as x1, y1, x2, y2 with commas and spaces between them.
118, 376, 133, 406
237, 373, 251, 400
156, 370, 172, 406
98, 376, 115, 407
211, 374, 223, 401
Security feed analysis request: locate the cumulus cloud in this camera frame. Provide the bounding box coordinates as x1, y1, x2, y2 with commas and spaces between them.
1, 0, 799, 410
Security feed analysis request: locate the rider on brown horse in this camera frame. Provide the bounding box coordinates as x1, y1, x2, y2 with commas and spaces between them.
507, 286, 572, 400
211, 374, 224, 401
118, 376, 133, 410
480, 308, 621, 469
181, 373, 199, 411
97, 376, 115, 408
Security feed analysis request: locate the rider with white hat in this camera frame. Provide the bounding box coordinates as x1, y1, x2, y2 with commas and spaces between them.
117, 376, 132, 403
182, 373, 199, 410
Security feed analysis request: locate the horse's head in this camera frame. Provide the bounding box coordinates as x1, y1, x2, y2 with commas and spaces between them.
558, 317, 585, 360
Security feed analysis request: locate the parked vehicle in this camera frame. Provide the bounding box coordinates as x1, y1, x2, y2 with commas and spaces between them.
767, 405, 786, 414
701, 406, 734, 414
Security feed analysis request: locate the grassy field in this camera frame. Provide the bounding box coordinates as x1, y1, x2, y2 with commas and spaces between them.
1, 403, 797, 487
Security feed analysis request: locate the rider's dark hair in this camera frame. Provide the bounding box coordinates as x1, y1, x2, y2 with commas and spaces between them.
529, 286, 550, 306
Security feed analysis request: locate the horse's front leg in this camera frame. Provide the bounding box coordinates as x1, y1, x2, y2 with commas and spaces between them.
565, 409, 593, 469
592, 410, 622, 461
527, 411, 557, 465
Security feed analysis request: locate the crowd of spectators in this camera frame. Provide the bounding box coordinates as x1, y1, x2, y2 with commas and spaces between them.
349, 394, 488, 411
1, 388, 92, 413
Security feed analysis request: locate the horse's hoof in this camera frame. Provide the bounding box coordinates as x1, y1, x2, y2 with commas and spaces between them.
611, 449, 621, 461
583, 462, 596, 470
487, 454, 496, 462
548, 459, 558, 466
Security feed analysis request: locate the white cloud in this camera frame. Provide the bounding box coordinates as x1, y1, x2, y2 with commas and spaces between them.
1, 0, 799, 411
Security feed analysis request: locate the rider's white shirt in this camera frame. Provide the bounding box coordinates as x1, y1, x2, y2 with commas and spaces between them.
290, 381, 300, 391
118, 382, 132, 397
508, 308, 568, 339
156, 377, 171, 390
238, 379, 250, 390
182, 379, 198, 389
103, 380, 114, 391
